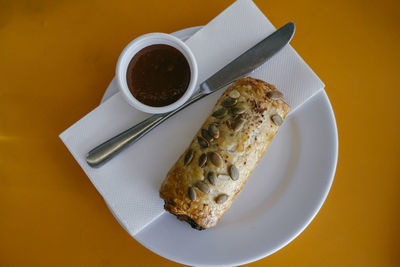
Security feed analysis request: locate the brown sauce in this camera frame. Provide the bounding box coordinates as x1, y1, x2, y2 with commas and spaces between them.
126, 44, 191, 107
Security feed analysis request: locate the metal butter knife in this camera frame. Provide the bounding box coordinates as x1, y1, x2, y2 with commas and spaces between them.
86, 22, 295, 167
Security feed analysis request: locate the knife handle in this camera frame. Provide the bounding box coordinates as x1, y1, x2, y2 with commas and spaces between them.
86, 90, 207, 167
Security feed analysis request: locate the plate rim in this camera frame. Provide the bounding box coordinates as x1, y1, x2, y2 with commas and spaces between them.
101, 26, 338, 266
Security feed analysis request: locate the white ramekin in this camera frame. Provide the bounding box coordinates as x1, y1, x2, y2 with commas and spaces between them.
116, 33, 198, 114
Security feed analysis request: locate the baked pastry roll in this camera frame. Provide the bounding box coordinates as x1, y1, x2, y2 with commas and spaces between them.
159, 77, 290, 230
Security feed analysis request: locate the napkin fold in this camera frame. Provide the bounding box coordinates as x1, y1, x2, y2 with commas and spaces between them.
60, 0, 324, 236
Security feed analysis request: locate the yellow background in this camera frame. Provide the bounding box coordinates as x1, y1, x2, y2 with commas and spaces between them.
1, 0, 399, 266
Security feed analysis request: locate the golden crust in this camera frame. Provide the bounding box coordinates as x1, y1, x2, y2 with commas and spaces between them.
159, 77, 290, 229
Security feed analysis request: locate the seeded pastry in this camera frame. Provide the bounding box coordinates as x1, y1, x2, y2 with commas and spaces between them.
159, 77, 290, 230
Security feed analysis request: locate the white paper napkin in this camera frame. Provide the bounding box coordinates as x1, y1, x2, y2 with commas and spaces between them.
59, 0, 324, 236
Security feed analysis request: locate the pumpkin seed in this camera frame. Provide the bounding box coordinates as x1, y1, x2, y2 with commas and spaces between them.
188, 186, 196, 201
228, 90, 240, 99
201, 129, 214, 142
208, 123, 219, 139
197, 136, 210, 148
207, 171, 217, 185
231, 104, 246, 115
271, 114, 283, 126
229, 164, 239, 180
198, 153, 207, 168
184, 149, 194, 166
215, 194, 228, 204
209, 152, 223, 168
222, 97, 238, 107
212, 107, 228, 118
267, 90, 283, 100
232, 118, 245, 132
226, 119, 232, 129
196, 181, 210, 194
233, 113, 243, 120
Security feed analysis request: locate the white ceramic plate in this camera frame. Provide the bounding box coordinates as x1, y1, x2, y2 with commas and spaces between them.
101, 27, 338, 266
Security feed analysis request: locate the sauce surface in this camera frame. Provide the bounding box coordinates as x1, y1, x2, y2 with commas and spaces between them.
126, 44, 191, 107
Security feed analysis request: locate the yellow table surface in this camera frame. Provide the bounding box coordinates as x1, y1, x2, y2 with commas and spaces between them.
1, 0, 399, 266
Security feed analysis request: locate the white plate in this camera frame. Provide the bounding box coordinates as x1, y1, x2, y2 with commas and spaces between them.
101, 27, 338, 266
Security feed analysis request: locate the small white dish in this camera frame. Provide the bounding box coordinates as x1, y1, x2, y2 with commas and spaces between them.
116, 32, 198, 114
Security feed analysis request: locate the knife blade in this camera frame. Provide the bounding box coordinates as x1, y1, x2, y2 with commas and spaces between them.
200, 22, 295, 94
86, 22, 295, 167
